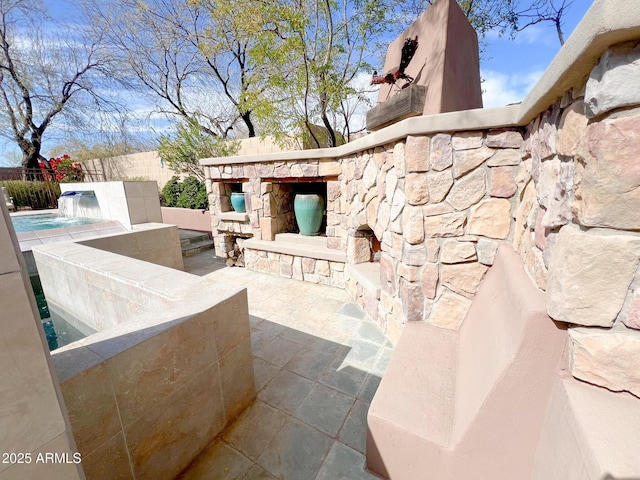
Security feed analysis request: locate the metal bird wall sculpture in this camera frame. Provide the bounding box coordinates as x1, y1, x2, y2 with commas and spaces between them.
371, 36, 419, 88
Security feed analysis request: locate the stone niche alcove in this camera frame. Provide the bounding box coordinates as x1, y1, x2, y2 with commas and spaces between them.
212, 180, 252, 266
267, 181, 328, 237
345, 225, 383, 326
219, 182, 243, 213
349, 225, 382, 264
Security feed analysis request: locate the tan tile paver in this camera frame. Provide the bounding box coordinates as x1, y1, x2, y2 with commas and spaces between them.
253, 319, 286, 337
338, 400, 370, 454
318, 355, 369, 397
252, 357, 280, 391
315, 442, 379, 480
284, 348, 335, 381
255, 337, 303, 368
357, 374, 382, 404
243, 464, 278, 479
177, 250, 391, 479
251, 330, 276, 354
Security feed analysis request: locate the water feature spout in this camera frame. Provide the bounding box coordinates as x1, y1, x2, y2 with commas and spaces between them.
58, 191, 102, 220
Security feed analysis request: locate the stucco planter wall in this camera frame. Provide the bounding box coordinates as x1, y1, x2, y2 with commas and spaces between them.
161, 206, 212, 233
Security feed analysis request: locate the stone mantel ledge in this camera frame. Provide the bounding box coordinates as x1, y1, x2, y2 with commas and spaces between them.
218, 212, 249, 222
201, 0, 640, 169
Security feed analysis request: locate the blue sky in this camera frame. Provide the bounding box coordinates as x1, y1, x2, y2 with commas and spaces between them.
481, 1, 593, 107
0, 0, 594, 165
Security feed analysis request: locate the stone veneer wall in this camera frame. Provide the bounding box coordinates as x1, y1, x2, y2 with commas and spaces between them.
517, 41, 640, 399
206, 130, 523, 342
244, 251, 347, 287
205, 40, 640, 399
208, 161, 341, 255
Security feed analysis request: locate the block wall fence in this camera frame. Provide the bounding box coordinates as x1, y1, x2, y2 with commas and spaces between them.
204, 37, 640, 400
79, 137, 287, 189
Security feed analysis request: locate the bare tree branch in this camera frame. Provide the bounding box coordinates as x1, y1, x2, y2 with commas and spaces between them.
0, 0, 119, 174
515, 0, 573, 45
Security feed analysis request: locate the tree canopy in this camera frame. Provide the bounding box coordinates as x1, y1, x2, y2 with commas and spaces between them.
91, 0, 575, 149
90, 0, 395, 147
0, 0, 119, 174
245, 0, 397, 147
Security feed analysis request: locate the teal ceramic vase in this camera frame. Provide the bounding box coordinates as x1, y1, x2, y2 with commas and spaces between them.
230, 192, 246, 213
294, 193, 324, 236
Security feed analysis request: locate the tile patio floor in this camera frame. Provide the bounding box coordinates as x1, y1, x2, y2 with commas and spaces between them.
179, 250, 391, 479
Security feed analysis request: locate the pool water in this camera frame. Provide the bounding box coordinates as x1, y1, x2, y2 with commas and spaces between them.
11, 213, 102, 233
30, 275, 84, 351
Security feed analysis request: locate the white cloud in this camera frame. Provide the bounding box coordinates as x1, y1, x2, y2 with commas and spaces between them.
481, 68, 544, 108
342, 72, 379, 133
514, 24, 557, 47
513, 24, 543, 44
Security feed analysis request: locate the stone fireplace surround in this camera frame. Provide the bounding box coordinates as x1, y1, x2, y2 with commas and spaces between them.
205, 127, 526, 344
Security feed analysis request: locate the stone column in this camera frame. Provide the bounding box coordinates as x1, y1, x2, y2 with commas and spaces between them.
347, 229, 373, 264
259, 182, 277, 240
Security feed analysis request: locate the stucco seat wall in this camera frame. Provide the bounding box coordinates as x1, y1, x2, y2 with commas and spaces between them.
366, 245, 566, 479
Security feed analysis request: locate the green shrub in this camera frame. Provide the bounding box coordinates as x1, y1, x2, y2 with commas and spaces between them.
161, 176, 182, 207
161, 176, 208, 210
0, 180, 60, 210
176, 176, 209, 209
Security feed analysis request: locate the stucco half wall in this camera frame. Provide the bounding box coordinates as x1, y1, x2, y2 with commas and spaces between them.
366, 245, 566, 479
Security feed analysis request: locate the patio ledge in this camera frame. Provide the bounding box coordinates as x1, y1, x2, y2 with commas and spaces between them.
243, 233, 347, 263
219, 212, 249, 222
346, 263, 381, 300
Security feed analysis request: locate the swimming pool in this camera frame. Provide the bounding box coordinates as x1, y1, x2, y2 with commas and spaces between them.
30, 274, 86, 351
11, 213, 102, 233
